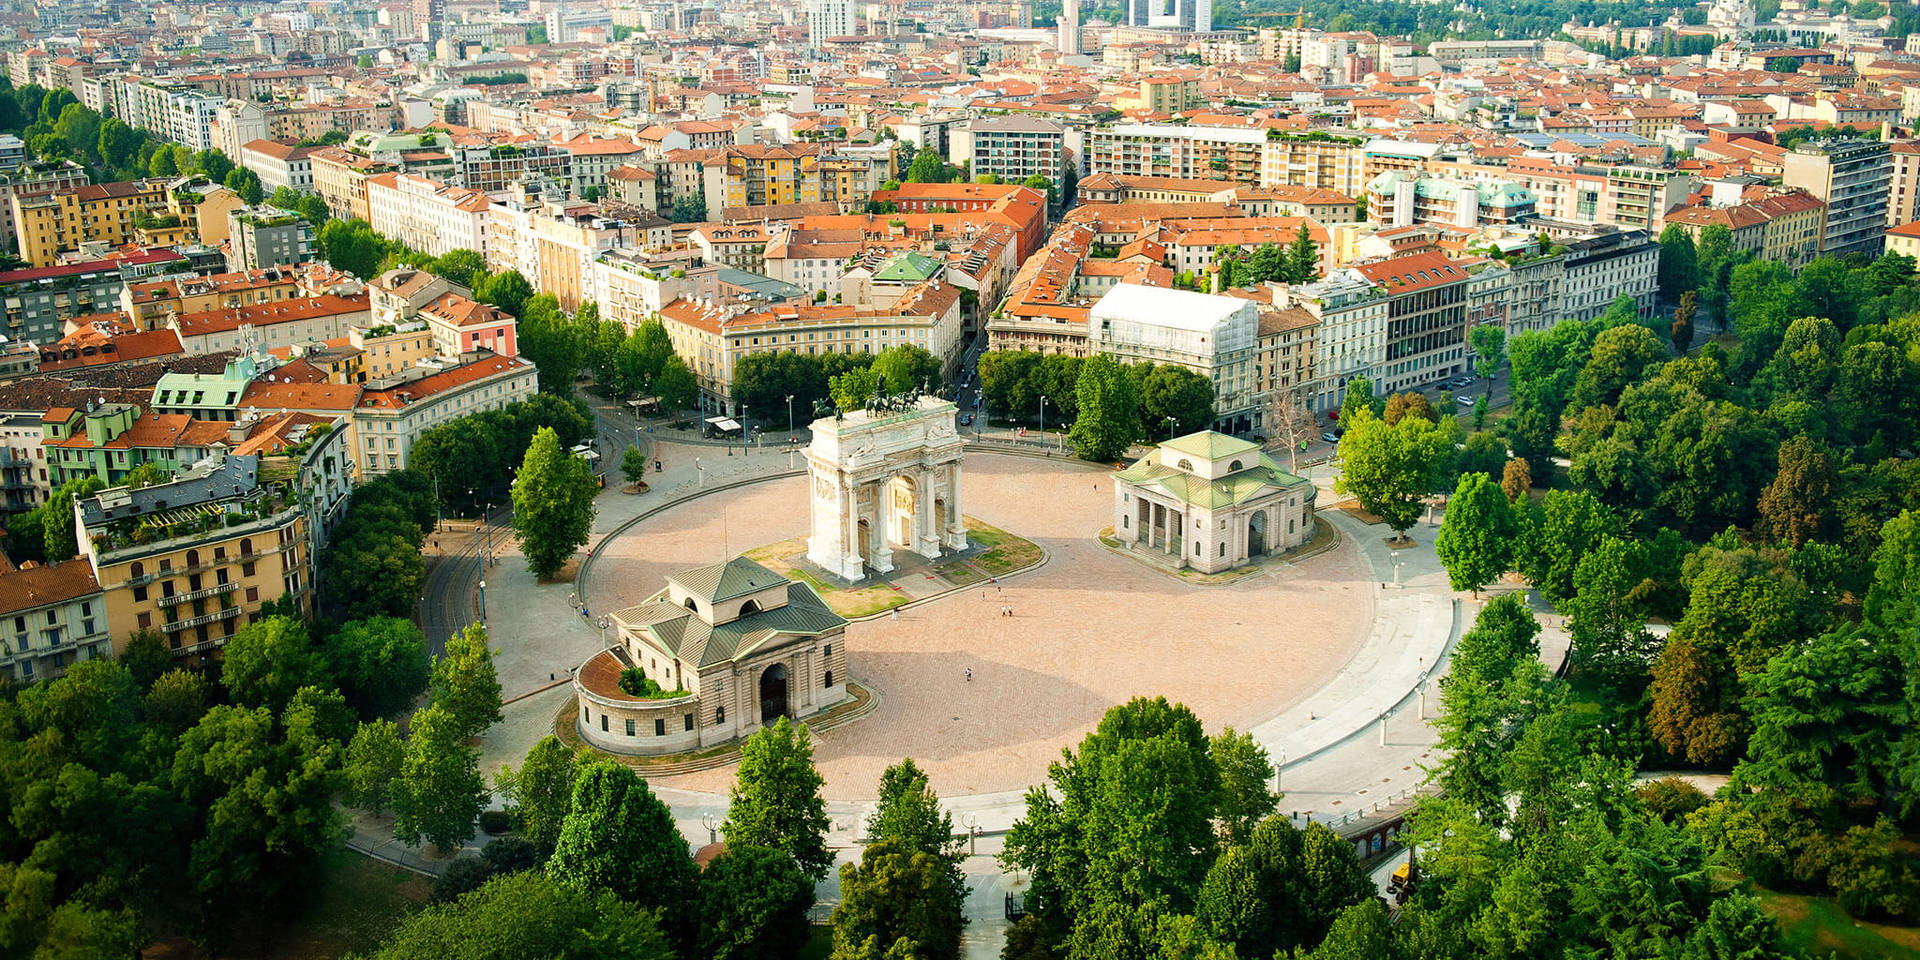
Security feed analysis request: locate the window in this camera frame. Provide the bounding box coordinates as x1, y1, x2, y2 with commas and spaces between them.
654, 718, 666, 736
137, 612, 151, 628
684, 713, 694, 731
243, 562, 256, 577
625, 718, 635, 736
824, 670, 834, 688
715, 706, 725, 724
601, 714, 608, 731
246, 587, 259, 603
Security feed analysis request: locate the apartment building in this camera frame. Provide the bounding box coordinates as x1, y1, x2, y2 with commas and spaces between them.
1560, 229, 1660, 322
238, 139, 320, 194
226, 206, 317, 271
0, 160, 88, 249
168, 294, 372, 354
309, 145, 397, 222
365, 173, 490, 259
77, 454, 315, 661
957, 116, 1068, 185
1664, 187, 1826, 269
11, 180, 169, 268
353, 352, 537, 476
1354, 252, 1471, 394
1782, 138, 1892, 257
122, 266, 312, 330
1260, 132, 1368, 197
0, 559, 108, 684
0, 248, 188, 346
658, 278, 962, 415
1088, 283, 1259, 432
1286, 270, 1388, 412
1089, 124, 1268, 187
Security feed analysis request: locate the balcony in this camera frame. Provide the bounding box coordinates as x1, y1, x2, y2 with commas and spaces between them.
161, 605, 242, 633
156, 581, 238, 608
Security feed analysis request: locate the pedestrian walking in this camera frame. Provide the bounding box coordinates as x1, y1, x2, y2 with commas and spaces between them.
891, 608, 899, 621
965, 668, 973, 682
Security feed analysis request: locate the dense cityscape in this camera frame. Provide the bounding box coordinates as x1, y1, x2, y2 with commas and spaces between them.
0, 0, 1915, 956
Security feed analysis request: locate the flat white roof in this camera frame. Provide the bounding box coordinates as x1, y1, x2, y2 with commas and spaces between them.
1089, 283, 1252, 332
1106, 123, 1271, 145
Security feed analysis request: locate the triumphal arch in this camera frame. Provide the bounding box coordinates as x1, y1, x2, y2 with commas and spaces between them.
805, 391, 967, 581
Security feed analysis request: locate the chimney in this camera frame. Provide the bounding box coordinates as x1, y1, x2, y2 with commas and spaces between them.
1209, 263, 1222, 295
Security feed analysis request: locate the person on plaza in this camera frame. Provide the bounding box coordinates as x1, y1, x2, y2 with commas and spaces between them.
965, 668, 972, 682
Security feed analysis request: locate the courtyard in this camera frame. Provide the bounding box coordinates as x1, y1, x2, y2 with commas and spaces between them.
580, 452, 1374, 800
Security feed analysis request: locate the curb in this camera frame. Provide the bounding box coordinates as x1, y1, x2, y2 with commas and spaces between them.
342, 833, 441, 879
576, 467, 808, 609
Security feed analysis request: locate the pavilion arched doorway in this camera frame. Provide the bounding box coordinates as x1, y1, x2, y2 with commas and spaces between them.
759, 663, 790, 726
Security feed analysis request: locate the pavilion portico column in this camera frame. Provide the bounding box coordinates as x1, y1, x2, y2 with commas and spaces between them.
914, 464, 941, 560
866, 480, 895, 574
943, 459, 968, 551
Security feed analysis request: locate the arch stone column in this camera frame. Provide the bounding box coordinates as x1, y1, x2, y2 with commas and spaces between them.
805, 396, 966, 581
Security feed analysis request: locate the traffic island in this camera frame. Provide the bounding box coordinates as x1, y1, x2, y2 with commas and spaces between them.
743, 517, 1042, 618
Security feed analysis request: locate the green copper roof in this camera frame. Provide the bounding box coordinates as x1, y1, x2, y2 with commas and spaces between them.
623, 581, 847, 669
1115, 449, 1312, 510
1158, 431, 1260, 461
668, 556, 788, 604
871, 251, 942, 283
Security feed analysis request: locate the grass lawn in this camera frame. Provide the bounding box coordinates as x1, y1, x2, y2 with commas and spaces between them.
746, 539, 909, 617
267, 846, 431, 959
946, 518, 1043, 579
1756, 887, 1920, 960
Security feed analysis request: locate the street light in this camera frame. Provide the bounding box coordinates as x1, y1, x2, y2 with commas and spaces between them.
785, 393, 795, 443
1164, 416, 1178, 441
478, 578, 487, 624
695, 456, 704, 487
1038, 395, 1048, 444
1390, 550, 1402, 587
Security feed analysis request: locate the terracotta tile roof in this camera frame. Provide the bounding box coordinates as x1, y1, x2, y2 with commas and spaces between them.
174, 295, 369, 338
359, 355, 529, 409
1355, 252, 1470, 292
238, 380, 363, 411
421, 292, 512, 329
0, 558, 99, 615
40, 328, 184, 372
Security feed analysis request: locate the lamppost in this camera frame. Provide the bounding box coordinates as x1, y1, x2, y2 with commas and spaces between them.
1038, 395, 1048, 444
1164, 416, 1178, 441
695, 456, 704, 487
1390, 550, 1402, 587
739, 404, 749, 456
478, 578, 487, 625
785, 394, 794, 443
599, 615, 611, 649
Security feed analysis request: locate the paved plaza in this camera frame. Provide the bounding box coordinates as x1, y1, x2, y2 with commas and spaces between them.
580, 452, 1374, 800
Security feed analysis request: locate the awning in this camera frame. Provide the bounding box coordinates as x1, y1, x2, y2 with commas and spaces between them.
705, 417, 743, 432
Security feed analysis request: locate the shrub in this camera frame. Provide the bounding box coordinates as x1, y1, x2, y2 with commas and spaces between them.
1634, 777, 1709, 823
432, 856, 496, 902
478, 809, 513, 835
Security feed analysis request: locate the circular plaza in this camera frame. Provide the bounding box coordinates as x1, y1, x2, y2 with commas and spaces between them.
582, 451, 1373, 801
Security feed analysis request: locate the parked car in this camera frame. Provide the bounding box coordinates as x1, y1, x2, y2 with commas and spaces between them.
1457, 395, 1477, 407
1321, 431, 1341, 443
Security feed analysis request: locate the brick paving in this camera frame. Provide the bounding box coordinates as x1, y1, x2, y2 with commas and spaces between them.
585, 452, 1372, 801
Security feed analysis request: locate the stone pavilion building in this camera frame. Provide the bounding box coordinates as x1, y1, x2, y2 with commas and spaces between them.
1113, 431, 1316, 573
574, 557, 848, 755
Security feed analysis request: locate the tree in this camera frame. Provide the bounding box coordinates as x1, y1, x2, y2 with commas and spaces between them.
220, 616, 326, 711
1305, 900, 1391, 960
1382, 391, 1435, 425
1470, 325, 1505, 397
361, 870, 673, 960
1657, 223, 1700, 297
512, 426, 598, 579
1334, 413, 1453, 541
327, 616, 430, 718
50, 104, 97, 164
1069, 353, 1142, 461
1209, 728, 1276, 845
429, 248, 489, 289
318, 218, 389, 279
147, 143, 179, 176
346, 719, 406, 814
1284, 223, 1319, 283
431, 623, 502, 740
1568, 323, 1666, 414
1501, 457, 1531, 501
830, 839, 966, 960
701, 845, 815, 960
224, 167, 263, 204
193, 148, 234, 183
1338, 377, 1379, 426
654, 357, 699, 412
621, 445, 648, 485
724, 717, 833, 880
1671, 289, 1697, 352
496, 735, 578, 855
1757, 435, 1837, 548
547, 761, 697, 923
146, 667, 210, 730
669, 192, 709, 223
1561, 536, 1660, 690
1140, 364, 1215, 441
393, 703, 486, 851
1431, 594, 1543, 822
906, 148, 948, 183
476, 269, 535, 317
1435, 472, 1517, 597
